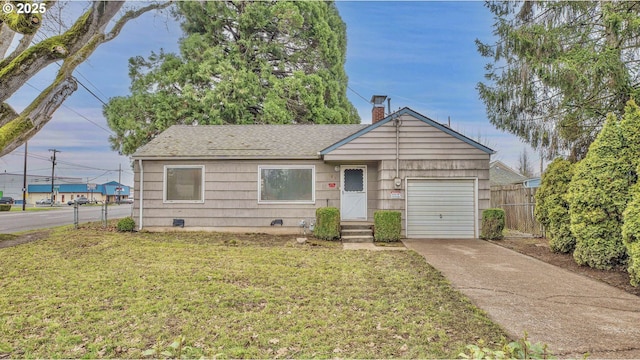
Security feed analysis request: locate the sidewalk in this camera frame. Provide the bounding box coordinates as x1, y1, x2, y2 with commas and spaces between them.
402, 238, 640, 359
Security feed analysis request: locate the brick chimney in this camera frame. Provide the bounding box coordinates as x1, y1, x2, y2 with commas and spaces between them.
371, 95, 388, 123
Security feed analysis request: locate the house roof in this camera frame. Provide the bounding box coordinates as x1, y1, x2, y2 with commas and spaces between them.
490, 160, 528, 186
133, 124, 368, 159
133, 107, 494, 160
320, 107, 494, 155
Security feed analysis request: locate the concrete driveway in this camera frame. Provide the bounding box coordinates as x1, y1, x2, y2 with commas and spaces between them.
403, 238, 640, 359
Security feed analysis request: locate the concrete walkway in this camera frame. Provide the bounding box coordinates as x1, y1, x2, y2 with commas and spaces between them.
402, 239, 640, 359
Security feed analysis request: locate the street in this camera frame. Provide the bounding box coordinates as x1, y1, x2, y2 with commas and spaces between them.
0, 205, 133, 233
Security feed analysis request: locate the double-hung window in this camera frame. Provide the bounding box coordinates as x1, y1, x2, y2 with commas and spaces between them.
258, 165, 315, 204
164, 165, 205, 203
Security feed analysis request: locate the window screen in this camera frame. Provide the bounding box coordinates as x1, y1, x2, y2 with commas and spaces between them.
344, 168, 364, 192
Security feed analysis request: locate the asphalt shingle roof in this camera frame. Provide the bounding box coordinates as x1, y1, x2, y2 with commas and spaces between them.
490, 161, 527, 186
133, 124, 369, 159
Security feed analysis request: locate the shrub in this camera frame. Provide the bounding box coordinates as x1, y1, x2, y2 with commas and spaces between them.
623, 165, 640, 286
117, 217, 136, 232
374, 210, 401, 242
314, 207, 340, 240
480, 209, 505, 240
534, 158, 575, 253
567, 114, 631, 270
621, 101, 640, 285
0, 204, 10, 212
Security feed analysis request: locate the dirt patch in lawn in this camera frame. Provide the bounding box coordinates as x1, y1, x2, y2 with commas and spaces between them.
0, 230, 51, 249
489, 231, 640, 297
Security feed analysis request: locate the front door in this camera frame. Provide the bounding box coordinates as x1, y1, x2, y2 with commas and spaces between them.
340, 165, 367, 220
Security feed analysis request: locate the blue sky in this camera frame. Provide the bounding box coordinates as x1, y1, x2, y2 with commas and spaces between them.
0, 1, 539, 186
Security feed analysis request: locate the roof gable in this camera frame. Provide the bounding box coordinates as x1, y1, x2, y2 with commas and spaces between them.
320, 107, 494, 155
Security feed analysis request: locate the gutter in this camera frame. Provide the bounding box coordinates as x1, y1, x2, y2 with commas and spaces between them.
131, 155, 322, 161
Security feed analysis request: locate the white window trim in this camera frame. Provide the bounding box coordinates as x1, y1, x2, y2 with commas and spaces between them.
163, 165, 205, 204
258, 165, 315, 204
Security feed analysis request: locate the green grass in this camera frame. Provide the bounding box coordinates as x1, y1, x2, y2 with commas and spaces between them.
9, 206, 61, 212
0, 225, 508, 358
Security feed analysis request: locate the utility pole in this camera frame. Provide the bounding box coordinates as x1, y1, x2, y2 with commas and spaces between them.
118, 163, 122, 204
22, 142, 27, 211
49, 149, 60, 206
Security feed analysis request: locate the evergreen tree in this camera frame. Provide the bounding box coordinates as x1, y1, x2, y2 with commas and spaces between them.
623, 164, 640, 286
477, 1, 640, 161
567, 114, 632, 269
105, 1, 359, 156
620, 100, 640, 285
534, 158, 575, 253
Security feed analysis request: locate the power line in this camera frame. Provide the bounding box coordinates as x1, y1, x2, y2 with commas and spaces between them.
347, 85, 373, 105
74, 76, 108, 106
7, 152, 120, 172
22, 81, 114, 134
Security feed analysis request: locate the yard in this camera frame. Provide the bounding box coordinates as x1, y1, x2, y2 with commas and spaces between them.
0, 225, 507, 358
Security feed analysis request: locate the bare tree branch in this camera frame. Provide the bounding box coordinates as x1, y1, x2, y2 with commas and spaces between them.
0, 0, 172, 156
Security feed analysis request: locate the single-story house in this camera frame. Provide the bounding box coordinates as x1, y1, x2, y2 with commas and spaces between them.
132, 99, 494, 238
27, 181, 131, 204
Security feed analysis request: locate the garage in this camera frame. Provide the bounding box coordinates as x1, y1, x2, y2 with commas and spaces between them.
406, 179, 477, 238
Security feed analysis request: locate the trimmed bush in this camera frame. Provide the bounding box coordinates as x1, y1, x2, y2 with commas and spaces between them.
314, 207, 340, 240
567, 114, 631, 270
626, 242, 640, 287
480, 208, 505, 240
117, 217, 136, 232
374, 210, 401, 242
534, 158, 575, 253
621, 101, 640, 286
623, 164, 640, 286
0, 204, 10, 212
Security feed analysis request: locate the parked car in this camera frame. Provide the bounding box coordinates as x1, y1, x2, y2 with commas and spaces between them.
67, 196, 89, 205
0, 197, 14, 204
36, 198, 52, 205
121, 198, 134, 204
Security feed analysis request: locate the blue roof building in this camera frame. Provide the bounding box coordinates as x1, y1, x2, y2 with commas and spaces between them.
27, 181, 131, 205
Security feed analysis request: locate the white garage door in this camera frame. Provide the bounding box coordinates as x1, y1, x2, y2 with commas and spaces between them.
406, 179, 476, 238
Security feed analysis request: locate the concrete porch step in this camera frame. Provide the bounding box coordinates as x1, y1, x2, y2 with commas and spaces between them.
341, 229, 373, 237
340, 222, 374, 230
340, 222, 374, 243
341, 235, 374, 243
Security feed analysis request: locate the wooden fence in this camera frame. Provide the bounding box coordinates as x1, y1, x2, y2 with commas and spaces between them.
490, 184, 543, 236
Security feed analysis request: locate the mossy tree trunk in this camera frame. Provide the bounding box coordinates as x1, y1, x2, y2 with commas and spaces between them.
0, 0, 172, 157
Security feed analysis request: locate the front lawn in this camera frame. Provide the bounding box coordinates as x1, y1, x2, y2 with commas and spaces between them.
0, 226, 507, 358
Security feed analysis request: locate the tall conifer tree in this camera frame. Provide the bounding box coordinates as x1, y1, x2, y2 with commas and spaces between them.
105, 1, 359, 156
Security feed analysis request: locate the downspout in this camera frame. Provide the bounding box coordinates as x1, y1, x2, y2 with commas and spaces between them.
138, 159, 144, 231
395, 117, 400, 179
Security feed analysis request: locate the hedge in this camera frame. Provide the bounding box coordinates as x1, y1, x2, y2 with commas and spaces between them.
534, 158, 575, 253
374, 210, 401, 242
567, 114, 631, 270
0, 204, 10, 212
480, 208, 505, 240
623, 164, 640, 286
314, 207, 340, 240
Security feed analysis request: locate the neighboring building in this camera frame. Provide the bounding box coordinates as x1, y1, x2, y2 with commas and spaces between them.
27, 181, 131, 205
523, 177, 541, 189
132, 100, 494, 238
489, 160, 527, 186
0, 173, 82, 204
